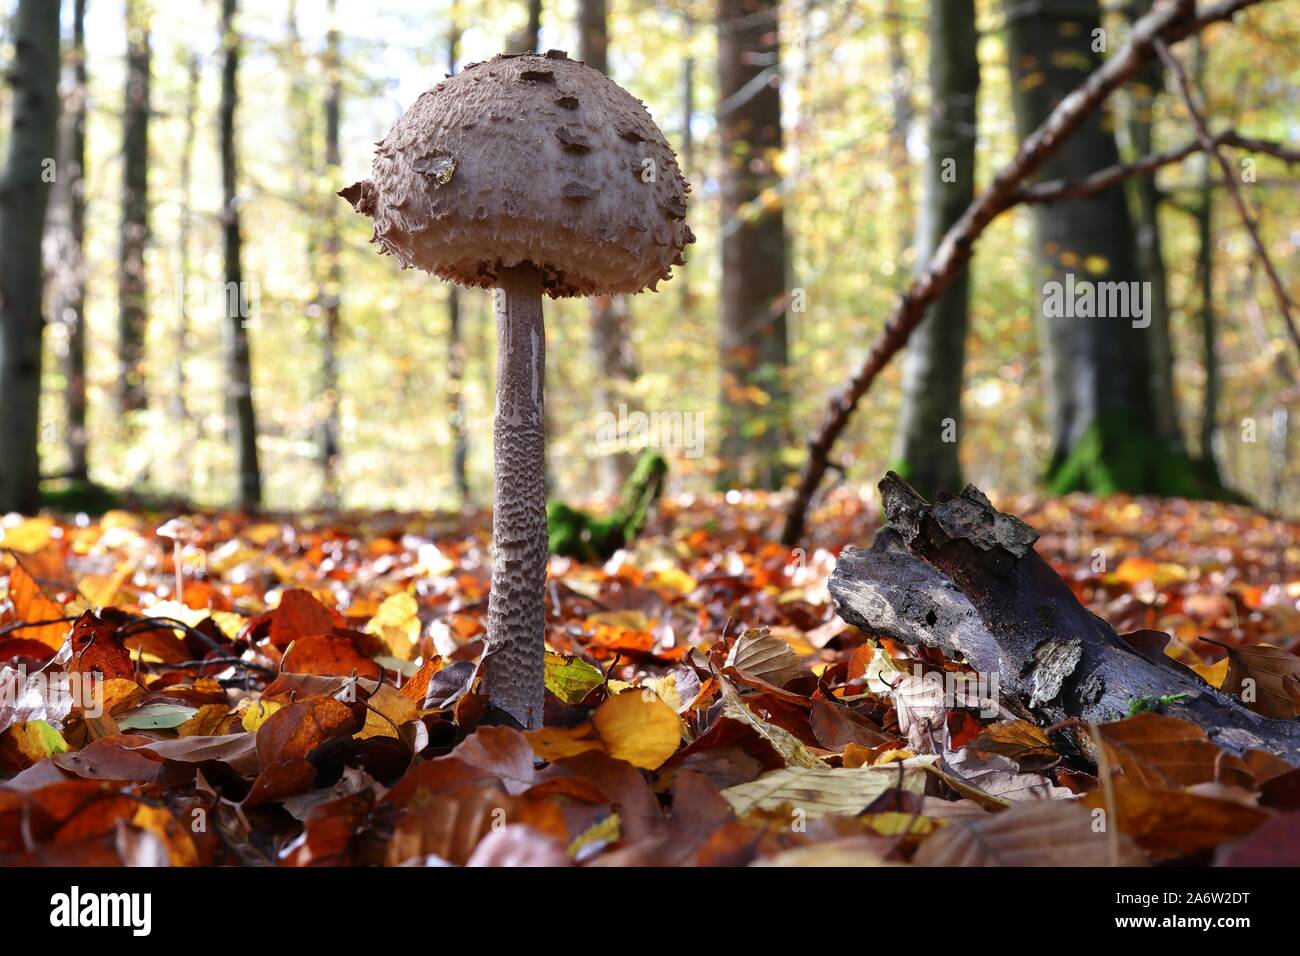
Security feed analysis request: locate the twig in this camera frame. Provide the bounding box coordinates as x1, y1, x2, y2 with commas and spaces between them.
1017, 132, 1300, 204
1154, 37, 1300, 367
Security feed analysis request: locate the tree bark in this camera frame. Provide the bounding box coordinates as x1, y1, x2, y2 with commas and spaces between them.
1003, 0, 1184, 494
717, 0, 791, 490
48, 0, 88, 481
890, 0, 979, 498
220, 0, 262, 510
318, 0, 342, 507
0, 0, 60, 514
509, 0, 542, 54
117, 0, 150, 417
579, 0, 639, 496
1194, 37, 1221, 480
481, 265, 548, 730
172, 51, 200, 426
830, 473, 1300, 760
1123, 0, 1180, 450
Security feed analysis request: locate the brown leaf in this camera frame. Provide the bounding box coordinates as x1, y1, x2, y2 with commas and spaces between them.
6, 557, 70, 649
725, 625, 803, 688
1210, 641, 1300, 719
914, 800, 1145, 866
1097, 713, 1254, 789
809, 690, 891, 751
281, 630, 382, 680
1083, 779, 1268, 861
268, 589, 343, 648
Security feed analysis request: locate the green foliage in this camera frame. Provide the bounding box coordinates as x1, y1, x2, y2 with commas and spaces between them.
39, 479, 122, 516
1044, 412, 1241, 502
548, 451, 668, 562
1126, 692, 1190, 717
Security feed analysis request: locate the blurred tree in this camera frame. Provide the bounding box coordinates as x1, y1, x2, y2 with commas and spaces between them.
117, 0, 150, 418
1123, 0, 1179, 454
717, 0, 791, 490
891, 0, 978, 498
1192, 37, 1221, 484
508, 0, 542, 54
220, 0, 262, 508
446, 18, 470, 504
0, 0, 60, 514
1003, 0, 1200, 496
47, 0, 89, 482
318, 0, 343, 506
172, 49, 199, 428
580, 0, 640, 497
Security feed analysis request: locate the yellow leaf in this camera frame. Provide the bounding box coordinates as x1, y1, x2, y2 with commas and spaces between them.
365, 589, 422, 656
178, 703, 232, 737
526, 723, 604, 761
242, 698, 282, 732
0, 720, 68, 772
586, 610, 653, 633
1193, 656, 1229, 689
592, 689, 681, 770
0, 516, 54, 552
359, 684, 418, 739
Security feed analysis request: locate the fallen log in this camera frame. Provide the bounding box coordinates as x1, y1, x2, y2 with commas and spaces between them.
828, 473, 1300, 761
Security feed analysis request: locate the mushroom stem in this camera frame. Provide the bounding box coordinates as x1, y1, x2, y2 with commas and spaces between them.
482, 263, 548, 728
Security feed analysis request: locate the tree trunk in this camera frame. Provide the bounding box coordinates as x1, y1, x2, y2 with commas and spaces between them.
1193, 38, 1221, 482
0, 0, 60, 514
885, 0, 914, 274
890, 0, 978, 498
318, 0, 342, 507
220, 0, 262, 509
446, 26, 470, 505
717, 0, 791, 490
679, 12, 695, 311
172, 51, 200, 427
830, 473, 1300, 760
48, 0, 88, 482
1003, 0, 1195, 497
117, 0, 150, 418
580, 0, 640, 497
509, 0, 542, 54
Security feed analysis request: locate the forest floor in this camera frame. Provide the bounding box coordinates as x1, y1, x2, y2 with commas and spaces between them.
1, 488, 1298, 865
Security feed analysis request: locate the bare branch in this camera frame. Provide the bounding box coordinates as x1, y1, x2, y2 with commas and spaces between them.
780, 0, 1270, 547
1017, 131, 1300, 204
1153, 38, 1300, 367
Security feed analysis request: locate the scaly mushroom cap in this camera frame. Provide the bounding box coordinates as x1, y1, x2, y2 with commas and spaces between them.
341, 50, 693, 298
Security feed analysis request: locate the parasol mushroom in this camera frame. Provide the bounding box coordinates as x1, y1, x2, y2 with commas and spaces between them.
340, 50, 692, 728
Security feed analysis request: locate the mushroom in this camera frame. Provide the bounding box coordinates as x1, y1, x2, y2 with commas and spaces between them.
340, 50, 693, 728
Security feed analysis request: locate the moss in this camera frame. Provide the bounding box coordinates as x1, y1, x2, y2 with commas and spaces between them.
39, 479, 121, 516
1044, 412, 1242, 502
1126, 692, 1189, 716
547, 451, 668, 561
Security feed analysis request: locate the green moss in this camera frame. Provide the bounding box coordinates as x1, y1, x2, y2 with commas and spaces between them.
39, 479, 121, 516
1044, 412, 1241, 502
1126, 692, 1189, 716
547, 451, 668, 562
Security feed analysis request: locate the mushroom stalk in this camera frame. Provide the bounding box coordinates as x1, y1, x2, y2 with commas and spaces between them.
482, 263, 548, 728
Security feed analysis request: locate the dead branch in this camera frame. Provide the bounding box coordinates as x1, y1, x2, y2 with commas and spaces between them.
829, 473, 1300, 760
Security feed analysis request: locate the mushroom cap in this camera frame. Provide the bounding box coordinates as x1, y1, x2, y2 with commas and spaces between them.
341, 50, 693, 298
